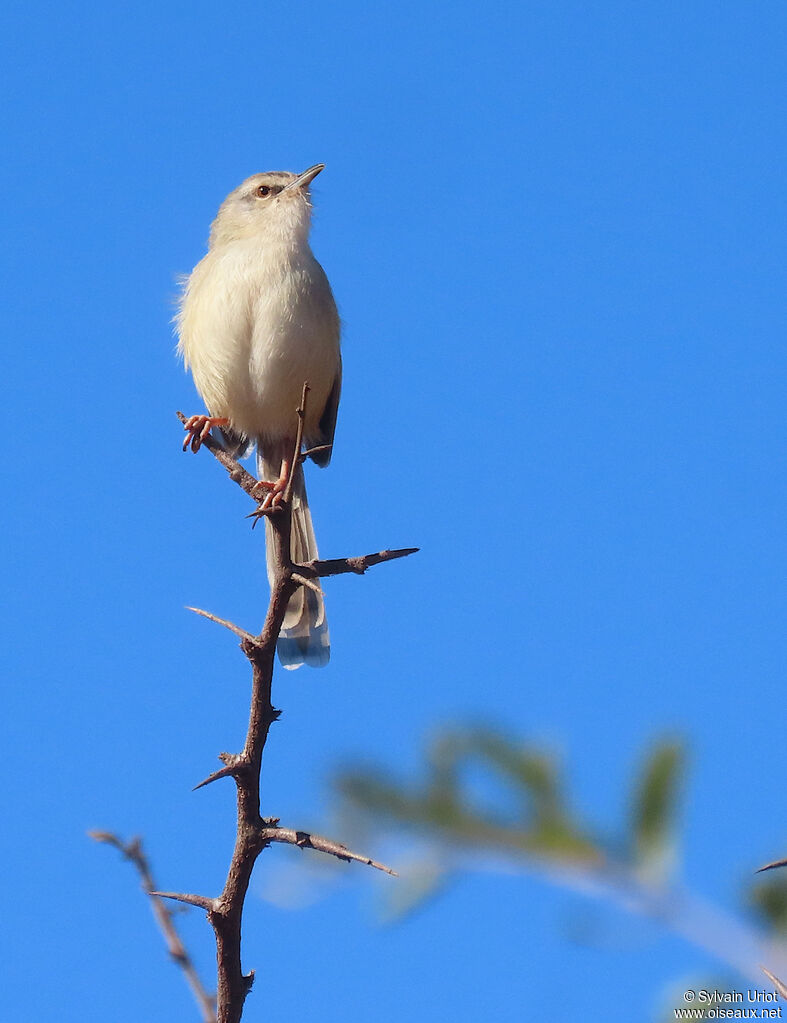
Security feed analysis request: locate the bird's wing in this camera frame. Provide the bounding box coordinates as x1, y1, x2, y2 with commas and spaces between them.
310, 357, 342, 468
218, 426, 252, 460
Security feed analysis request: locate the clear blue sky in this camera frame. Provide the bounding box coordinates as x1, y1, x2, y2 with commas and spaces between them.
2, 1, 786, 1019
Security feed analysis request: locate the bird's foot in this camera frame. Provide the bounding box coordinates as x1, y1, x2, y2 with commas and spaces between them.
247, 489, 283, 527
248, 463, 291, 526
182, 415, 229, 452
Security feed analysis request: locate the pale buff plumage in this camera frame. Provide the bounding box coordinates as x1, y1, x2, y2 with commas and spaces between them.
176, 166, 341, 669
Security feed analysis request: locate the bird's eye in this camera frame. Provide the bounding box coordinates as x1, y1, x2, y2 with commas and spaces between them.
256, 185, 272, 198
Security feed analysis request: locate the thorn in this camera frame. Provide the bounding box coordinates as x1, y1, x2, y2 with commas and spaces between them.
193, 752, 246, 790
88, 829, 116, 845
246, 505, 275, 525
193, 764, 242, 791
149, 891, 215, 912
258, 825, 397, 876
186, 607, 258, 644
756, 857, 787, 873
761, 967, 787, 999
307, 546, 420, 579
300, 443, 332, 462
291, 572, 323, 595
342, 549, 417, 574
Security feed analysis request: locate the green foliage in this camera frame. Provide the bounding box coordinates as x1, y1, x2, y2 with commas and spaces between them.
332, 725, 787, 1018
748, 874, 787, 935
629, 739, 685, 876
337, 727, 691, 879
337, 727, 602, 865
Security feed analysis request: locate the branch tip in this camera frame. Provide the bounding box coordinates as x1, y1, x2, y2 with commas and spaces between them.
94, 830, 217, 1021
193, 761, 244, 791
283, 382, 309, 505
761, 967, 787, 999
150, 891, 216, 912
291, 572, 324, 595
755, 857, 787, 874
186, 606, 258, 644
259, 825, 397, 876
246, 504, 278, 526
88, 829, 119, 846
306, 546, 420, 579
300, 443, 332, 462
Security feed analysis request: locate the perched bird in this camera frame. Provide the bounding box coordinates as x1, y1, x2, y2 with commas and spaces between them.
176, 165, 341, 669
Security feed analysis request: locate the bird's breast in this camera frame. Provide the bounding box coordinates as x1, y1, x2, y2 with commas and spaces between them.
179, 243, 340, 443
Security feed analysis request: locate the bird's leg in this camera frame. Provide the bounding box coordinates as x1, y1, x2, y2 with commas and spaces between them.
248, 452, 293, 526
182, 414, 230, 452
251, 457, 290, 505
274, 456, 291, 502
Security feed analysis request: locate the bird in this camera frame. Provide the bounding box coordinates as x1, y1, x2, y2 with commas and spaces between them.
176, 164, 341, 669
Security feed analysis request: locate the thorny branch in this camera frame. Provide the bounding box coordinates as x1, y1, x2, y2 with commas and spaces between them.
88, 831, 217, 1023
99, 386, 415, 1023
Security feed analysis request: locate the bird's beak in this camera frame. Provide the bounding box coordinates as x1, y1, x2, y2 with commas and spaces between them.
283, 164, 325, 192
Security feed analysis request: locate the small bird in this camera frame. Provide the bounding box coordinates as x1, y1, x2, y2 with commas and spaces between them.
176, 165, 341, 669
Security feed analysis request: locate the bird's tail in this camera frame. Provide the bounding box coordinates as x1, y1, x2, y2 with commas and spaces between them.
259, 451, 330, 669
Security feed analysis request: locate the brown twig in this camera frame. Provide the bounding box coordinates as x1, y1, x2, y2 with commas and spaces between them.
89, 831, 217, 1023
165, 390, 416, 1022
185, 607, 258, 644
304, 548, 421, 578
761, 967, 787, 999
282, 383, 308, 505
301, 443, 332, 462
258, 824, 397, 875
756, 857, 787, 874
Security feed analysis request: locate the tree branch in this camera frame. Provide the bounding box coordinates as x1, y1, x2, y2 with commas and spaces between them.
305, 548, 420, 578
97, 394, 414, 1022
88, 831, 217, 1023
151, 891, 217, 912
756, 858, 787, 874
173, 388, 412, 1022
257, 824, 397, 875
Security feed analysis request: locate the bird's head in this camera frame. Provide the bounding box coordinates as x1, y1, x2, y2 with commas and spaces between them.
208, 164, 324, 248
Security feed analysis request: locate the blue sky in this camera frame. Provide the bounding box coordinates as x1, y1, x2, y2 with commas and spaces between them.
2, 1, 786, 1019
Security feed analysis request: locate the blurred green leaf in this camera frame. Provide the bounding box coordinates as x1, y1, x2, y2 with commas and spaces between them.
424, 728, 570, 829
748, 874, 787, 935
630, 740, 685, 874
336, 728, 602, 867
456, 729, 563, 810
328, 727, 787, 1015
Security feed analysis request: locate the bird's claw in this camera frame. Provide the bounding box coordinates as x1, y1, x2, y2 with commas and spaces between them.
182, 414, 230, 452
247, 478, 289, 527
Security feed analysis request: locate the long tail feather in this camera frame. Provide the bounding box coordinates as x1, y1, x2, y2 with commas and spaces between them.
259, 450, 330, 669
